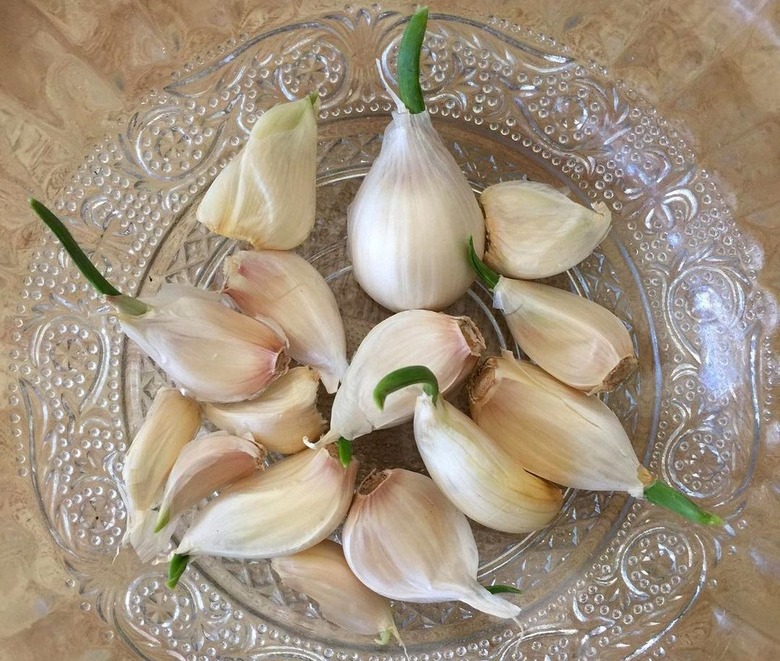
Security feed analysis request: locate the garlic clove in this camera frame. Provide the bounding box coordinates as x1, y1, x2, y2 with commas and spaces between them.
224, 250, 348, 393
469, 352, 650, 497
31, 204, 291, 401
196, 96, 318, 250
202, 366, 324, 454
492, 277, 637, 394
271, 540, 400, 643
342, 469, 521, 619
121, 388, 201, 559
175, 446, 358, 560
373, 365, 562, 533
469, 352, 723, 526
112, 284, 289, 403
320, 310, 485, 445
414, 394, 563, 533
156, 432, 265, 532
481, 180, 611, 279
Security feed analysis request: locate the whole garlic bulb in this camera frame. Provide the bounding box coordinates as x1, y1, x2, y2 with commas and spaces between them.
342, 468, 521, 619
481, 180, 611, 279
347, 9, 484, 311
347, 109, 485, 311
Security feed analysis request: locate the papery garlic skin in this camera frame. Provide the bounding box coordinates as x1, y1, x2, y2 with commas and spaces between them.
112, 284, 289, 403
202, 367, 323, 454
121, 388, 200, 559
176, 447, 358, 559
271, 540, 399, 642
481, 180, 611, 279
321, 310, 484, 445
493, 278, 637, 394
343, 469, 520, 619
156, 432, 264, 531
196, 96, 318, 249
348, 109, 485, 311
469, 352, 649, 497
224, 251, 348, 393
414, 394, 562, 533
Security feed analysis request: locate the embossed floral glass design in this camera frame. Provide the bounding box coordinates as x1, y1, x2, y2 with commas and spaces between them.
8, 8, 773, 660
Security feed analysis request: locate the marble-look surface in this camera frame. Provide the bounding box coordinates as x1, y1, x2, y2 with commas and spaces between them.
0, 2, 776, 659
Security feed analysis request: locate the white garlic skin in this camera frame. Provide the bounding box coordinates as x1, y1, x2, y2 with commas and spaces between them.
469, 351, 649, 497
271, 540, 399, 641
224, 251, 348, 393
113, 284, 289, 403
320, 310, 485, 445
348, 109, 485, 311
202, 367, 324, 454
196, 96, 318, 250
176, 447, 358, 560
481, 180, 611, 279
414, 394, 562, 533
493, 277, 637, 394
342, 468, 521, 619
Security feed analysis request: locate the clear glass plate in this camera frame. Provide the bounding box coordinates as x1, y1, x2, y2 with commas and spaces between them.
8, 7, 775, 660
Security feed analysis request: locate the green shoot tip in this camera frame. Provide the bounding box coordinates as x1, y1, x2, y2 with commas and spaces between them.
467, 236, 499, 290
644, 480, 723, 526
154, 510, 170, 534
336, 437, 353, 468
485, 584, 522, 595
167, 553, 190, 589
374, 366, 440, 408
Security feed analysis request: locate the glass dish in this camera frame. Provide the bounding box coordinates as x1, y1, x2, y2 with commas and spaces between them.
7, 7, 777, 660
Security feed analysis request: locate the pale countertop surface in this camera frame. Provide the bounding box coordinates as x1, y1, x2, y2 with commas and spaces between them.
0, 1, 777, 659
